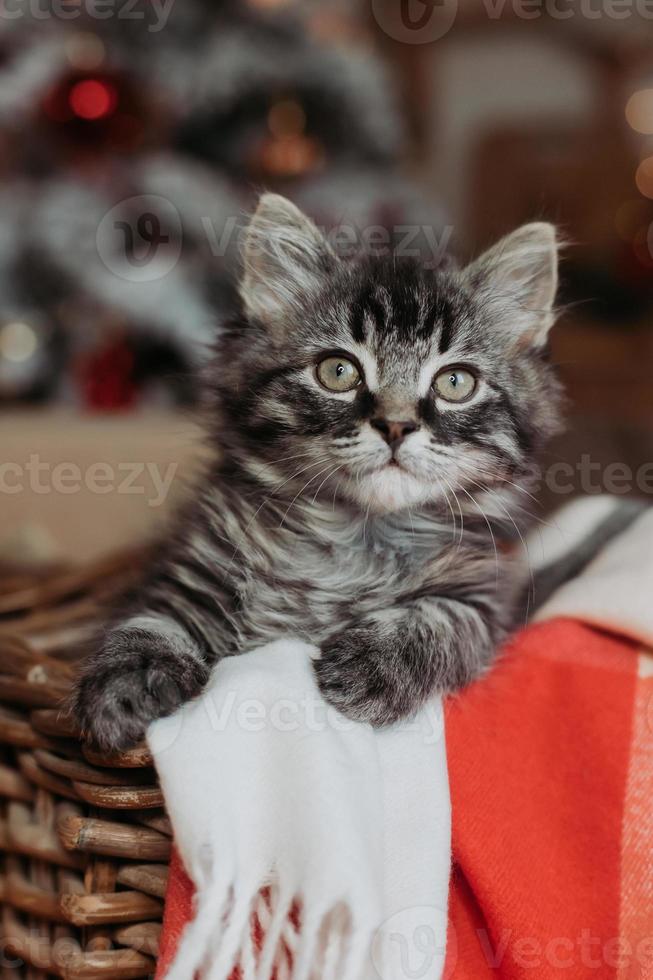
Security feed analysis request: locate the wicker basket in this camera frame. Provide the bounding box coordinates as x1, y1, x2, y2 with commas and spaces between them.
0, 552, 168, 979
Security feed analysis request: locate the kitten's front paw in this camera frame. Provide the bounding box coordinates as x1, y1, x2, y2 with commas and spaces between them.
315, 620, 419, 726
73, 645, 208, 754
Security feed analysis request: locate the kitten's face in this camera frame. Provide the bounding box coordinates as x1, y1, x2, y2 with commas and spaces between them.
217, 195, 562, 515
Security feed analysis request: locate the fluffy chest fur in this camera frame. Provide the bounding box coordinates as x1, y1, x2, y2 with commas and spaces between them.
203, 491, 494, 650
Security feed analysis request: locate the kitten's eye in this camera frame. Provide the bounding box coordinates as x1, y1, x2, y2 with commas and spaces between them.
316, 355, 361, 392
433, 367, 477, 402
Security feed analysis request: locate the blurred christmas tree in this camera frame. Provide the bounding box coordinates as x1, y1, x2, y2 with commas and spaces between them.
0, 0, 442, 408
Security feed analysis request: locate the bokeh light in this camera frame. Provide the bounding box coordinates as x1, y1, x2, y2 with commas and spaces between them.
614, 199, 651, 241
635, 156, 653, 198
626, 89, 653, 135
65, 33, 105, 71
268, 99, 306, 138
69, 79, 117, 121
0, 322, 38, 363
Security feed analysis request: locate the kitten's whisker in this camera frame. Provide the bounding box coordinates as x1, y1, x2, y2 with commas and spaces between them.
486, 495, 558, 533
278, 462, 339, 530
455, 461, 548, 516
406, 498, 415, 539
227, 456, 332, 569
439, 473, 465, 549
456, 485, 500, 590
485, 475, 544, 509
460, 473, 559, 533
359, 471, 372, 547
363, 499, 372, 546
480, 492, 534, 624
456, 477, 536, 600
311, 464, 344, 506
269, 450, 328, 465
433, 476, 458, 542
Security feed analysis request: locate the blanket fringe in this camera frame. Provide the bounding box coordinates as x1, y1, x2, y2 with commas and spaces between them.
255, 887, 294, 980
206, 879, 262, 980
165, 872, 373, 980
164, 871, 234, 980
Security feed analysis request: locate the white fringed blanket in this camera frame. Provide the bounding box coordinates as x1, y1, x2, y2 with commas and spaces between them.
149, 639, 451, 980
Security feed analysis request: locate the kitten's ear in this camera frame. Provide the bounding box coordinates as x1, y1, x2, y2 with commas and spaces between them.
465, 223, 559, 346
240, 193, 337, 326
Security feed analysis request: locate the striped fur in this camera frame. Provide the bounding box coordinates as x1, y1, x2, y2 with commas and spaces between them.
74, 195, 563, 751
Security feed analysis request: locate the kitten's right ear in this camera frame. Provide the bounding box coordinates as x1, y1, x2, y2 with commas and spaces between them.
240, 193, 337, 327
464, 222, 560, 347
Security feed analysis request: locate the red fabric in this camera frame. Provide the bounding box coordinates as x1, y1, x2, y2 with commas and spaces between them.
156, 618, 642, 979
444, 618, 638, 979
157, 848, 195, 978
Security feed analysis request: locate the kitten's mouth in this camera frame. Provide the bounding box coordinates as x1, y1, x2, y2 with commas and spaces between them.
386, 458, 410, 472
351, 459, 430, 511
355, 458, 412, 478
367, 458, 407, 474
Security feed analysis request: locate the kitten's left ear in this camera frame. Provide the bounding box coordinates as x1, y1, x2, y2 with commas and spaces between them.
465, 222, 559, 346
240, 193, 338, 328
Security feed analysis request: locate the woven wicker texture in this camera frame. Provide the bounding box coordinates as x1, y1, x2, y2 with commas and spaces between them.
0, 553, 167, 979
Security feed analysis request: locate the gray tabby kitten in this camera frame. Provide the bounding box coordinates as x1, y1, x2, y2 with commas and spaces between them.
74, 194, 562, 752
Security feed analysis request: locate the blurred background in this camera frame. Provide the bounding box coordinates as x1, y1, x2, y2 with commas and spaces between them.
1, 0, 653, 563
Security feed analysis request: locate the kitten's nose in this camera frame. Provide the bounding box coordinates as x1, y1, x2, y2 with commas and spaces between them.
370, 418, 419, 450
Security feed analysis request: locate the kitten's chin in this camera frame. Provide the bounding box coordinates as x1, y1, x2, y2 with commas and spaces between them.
346, 466, 434, 513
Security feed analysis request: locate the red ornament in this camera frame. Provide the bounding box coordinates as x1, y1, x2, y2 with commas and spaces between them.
68, 79, 117, 121
40, 69, 147, 154
77, 336, 138, 411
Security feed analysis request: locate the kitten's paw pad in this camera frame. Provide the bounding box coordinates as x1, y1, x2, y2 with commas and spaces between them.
314, 628, 407, 727
74, 654, 208, 754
